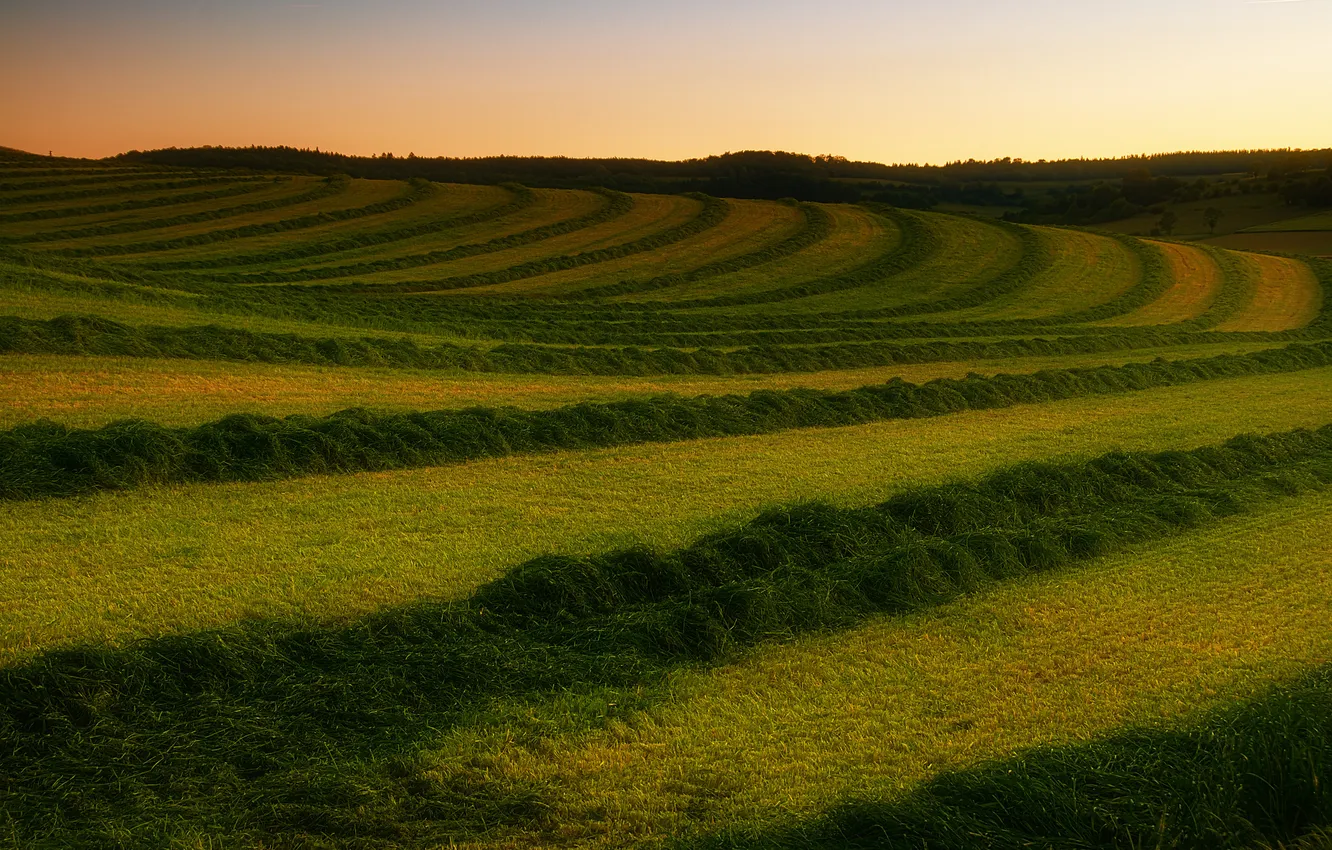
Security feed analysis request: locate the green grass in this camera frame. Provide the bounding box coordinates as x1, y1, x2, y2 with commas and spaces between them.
2, 367, 1329, 662
930, 226, 1139, 321
1, 177, 325, 241
485, 198, 810, 298
7, 342, 1329, 500
749, 209, 1023, 314
249, 186, 616, 278
623, 204, 896, 304
0, 283, 488, 347
3, 428, 1331, 847
3, 159, 1332, 846
1243, 208, 1332, 232
128, 181, 513, 268
0, 340, 1282, 428
530, 491, 1332, 847
1099, 239, 1222, 326
38, 176, 401, 253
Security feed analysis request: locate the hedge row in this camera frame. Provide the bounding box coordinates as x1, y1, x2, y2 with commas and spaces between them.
4, 341, 1330, 499
2, 427, 1330, 843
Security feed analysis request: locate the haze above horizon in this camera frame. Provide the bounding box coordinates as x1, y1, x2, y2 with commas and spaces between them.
3, 0, 1330, 165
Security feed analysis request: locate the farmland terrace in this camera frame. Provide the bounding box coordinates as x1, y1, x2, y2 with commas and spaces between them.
1, 152, 1331, 848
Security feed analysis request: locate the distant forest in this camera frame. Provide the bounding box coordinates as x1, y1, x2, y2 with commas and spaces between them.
112, 146, 1332, 223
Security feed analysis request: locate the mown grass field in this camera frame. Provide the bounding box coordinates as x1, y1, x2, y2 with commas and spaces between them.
1, 151, 1330, 849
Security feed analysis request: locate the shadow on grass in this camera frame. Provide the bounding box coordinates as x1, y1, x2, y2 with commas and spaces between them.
3, 426, 1331, 845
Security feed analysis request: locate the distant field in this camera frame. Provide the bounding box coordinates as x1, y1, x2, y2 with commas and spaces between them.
1244, 209, 1332, 232
1, 151, 1330, 848
1205, 230, 1332, 257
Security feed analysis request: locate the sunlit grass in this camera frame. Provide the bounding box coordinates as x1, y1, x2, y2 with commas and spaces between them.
2, 368, 1329, 663
1100, 240, 1220, 326
463, 489, 1332, 846
0, 340, 1284, 428
931, 226, 1139, 321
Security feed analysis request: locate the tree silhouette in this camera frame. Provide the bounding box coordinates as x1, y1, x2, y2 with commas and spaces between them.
1158, 210, 1178, 236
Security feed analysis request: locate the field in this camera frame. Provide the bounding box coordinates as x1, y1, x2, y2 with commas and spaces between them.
2, 152, 1331, 849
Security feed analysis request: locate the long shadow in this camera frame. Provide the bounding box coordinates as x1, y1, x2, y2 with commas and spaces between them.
3, 427, 1332, 845
684, 664, 1332, 850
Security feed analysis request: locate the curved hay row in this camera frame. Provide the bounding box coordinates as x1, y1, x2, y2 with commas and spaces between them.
0, 341, 1284, 429
0, 175, 265, 209
630, 204, 900, 305
0, 182, 273, 226
49, 178, 410, 256
1217, 254, 1323, 332
744, 210, 1022, 315
6, 178, 337, 244
130, 183, 523, 270
0, 170, 188, 193
180, 188, 629, 284
1098, 241, 1222, 327
931, 227, 1140, 322
521, 199, 811, 299
409, 192, 707, 290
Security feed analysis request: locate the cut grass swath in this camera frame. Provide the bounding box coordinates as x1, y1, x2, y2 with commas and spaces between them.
2, 426, 1331, 845
4, 341, 1331, 499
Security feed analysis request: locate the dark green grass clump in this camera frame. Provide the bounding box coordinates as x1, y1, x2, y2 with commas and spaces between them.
686, 664, 1332, 850
4, 341, 1332, 499
2, 427, 1331, 845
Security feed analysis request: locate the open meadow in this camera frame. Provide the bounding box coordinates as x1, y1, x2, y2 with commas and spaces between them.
1, 150, 1331, 848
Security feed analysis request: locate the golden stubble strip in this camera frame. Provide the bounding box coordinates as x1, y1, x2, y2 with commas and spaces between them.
483, 492, 1332, 847
1217, 253, 1323, 332
1101, 240, 1221, 326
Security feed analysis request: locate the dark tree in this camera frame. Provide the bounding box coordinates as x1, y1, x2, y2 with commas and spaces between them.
1158, 210, 1178, 236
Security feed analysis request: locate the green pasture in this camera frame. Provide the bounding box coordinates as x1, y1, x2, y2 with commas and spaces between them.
503, 490, 1332, 845
747, 209, 1024, 314
388, 191, 703, 286
621, 204, 895, 304
2, 367, 1329, 662
128, 182, 512, 267
926, 226, 1139, 321
3, 177, 325, 241
37, 177, 403, 252
473, 198, 805, 297
1242, 208, 1332, 232
263, 186, 613, 276
0, 340, 1281, 428
2, 155, 1332, 847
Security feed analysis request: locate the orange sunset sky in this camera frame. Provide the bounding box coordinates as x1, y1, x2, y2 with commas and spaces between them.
3, 0, 1331, 164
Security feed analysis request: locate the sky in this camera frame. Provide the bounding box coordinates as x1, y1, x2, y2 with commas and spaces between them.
3, 0, 1330, 164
